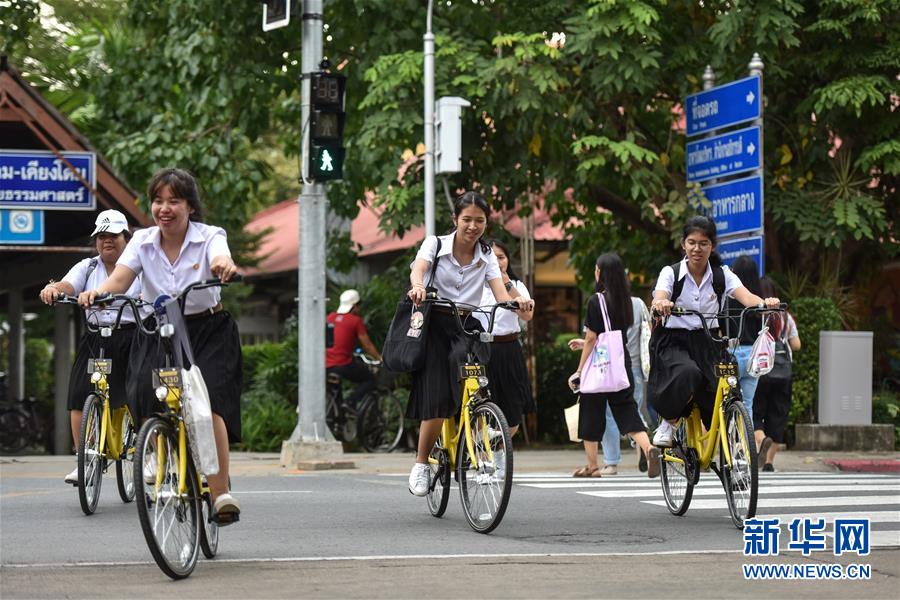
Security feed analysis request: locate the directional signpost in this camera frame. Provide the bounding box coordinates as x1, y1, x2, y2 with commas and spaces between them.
686, 125, 760, 183
686, 56, 766, 275
718, 235, 764, 277
699, 174, 763, 237
686, 76, 760, 137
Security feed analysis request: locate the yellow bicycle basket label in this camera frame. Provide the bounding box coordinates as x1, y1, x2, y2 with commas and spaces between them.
87, 359, 112, 374
714, 363, 738, 378
458, 364, 486, 379
152, 368, 182, 388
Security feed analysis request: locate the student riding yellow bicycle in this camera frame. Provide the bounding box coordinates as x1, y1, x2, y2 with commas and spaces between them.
422, 294, 520, 534
655, 304, 786, 529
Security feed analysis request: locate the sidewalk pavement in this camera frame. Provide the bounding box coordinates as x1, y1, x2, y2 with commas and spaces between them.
2, 447, 898, 478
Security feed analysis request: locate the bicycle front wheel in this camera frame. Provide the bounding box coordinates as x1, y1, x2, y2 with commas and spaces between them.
359, 389, 405, 452
115, 408, 136, 503
457, 401, 513, 534
199, 484, 219, 559
77, 394, 104, 515
426, 436, 450, 518
720, 400, 758, 529
134, 417, 201, 580
660, 419, 695, 515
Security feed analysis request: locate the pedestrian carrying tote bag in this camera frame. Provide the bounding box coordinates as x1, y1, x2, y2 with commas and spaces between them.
381, 237, 442, 373
764, 314, 792, 382
747, 320, 776, 378
580, 293, 630, 394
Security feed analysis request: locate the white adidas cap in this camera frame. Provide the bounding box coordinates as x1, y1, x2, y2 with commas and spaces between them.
90, 209, 130, 237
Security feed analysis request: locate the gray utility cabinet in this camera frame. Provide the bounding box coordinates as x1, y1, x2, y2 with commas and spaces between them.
818, 331, 874, 425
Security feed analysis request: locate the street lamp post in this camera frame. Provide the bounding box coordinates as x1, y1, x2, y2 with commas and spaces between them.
424, 0, 435, 237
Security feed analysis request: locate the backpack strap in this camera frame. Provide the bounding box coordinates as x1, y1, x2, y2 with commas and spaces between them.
83, 258, 99, 291
670, 260, 726, 311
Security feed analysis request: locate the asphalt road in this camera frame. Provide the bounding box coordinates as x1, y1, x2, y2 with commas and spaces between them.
1, 456, 898, 598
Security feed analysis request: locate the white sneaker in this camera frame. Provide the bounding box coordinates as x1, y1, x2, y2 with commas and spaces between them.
143, 458, 157, 484
64, 464, 78, 486
652, 421, 675, 448
408, 462, 430, 496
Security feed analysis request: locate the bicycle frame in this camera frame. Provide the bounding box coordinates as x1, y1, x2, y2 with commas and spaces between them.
435, 365, 492, 473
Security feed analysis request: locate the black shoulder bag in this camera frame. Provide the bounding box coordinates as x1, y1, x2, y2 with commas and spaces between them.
381, 237, 442, 373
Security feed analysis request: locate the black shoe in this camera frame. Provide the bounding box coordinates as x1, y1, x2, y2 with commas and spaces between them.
638, 449, 648, 472
762, 463, 775, 472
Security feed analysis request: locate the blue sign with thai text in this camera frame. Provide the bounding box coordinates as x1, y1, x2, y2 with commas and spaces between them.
686, 76, 761, 137
0, 150, 96, 210
719, 235, 764, 277
686, 126, 760, 183
0, 209, 44, 244
701, 175, 763, 237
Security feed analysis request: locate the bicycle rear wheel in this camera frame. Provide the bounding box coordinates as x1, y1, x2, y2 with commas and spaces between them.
720, 400, 758, 529
0, 409, 30, 453
115, 408, 136, 503
426, 436, 450, 517
359, 389, 405, 452
457, 401, 513, 534
134, 417, 201, 580
199, 486, 219, 559
77, 394, 104, 515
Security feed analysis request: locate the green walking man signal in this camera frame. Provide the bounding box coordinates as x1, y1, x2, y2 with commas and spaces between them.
309, 71, 346, 181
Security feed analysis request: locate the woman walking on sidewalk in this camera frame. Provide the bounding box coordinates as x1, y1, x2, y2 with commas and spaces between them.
567, 253, 659, 478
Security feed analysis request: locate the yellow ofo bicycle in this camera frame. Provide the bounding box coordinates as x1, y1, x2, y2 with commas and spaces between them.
422, 295, 520, 534
56, 295, 137, 515
655, 304, 786, 529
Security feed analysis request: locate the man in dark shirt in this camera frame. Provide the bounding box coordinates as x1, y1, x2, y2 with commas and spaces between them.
326, 289, 382, 406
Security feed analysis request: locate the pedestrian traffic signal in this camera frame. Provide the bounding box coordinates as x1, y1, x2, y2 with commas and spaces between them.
309, 72, 346, 181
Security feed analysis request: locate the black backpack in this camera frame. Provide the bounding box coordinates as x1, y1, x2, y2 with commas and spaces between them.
670, 261, 726, 312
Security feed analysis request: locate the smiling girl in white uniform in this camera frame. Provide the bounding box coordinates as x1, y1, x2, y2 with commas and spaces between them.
80, 168, 242, 524
405, 192, 533, 497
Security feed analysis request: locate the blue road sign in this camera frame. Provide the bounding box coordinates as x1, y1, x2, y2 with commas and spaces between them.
701, 175, 763, 237
686, 125, 760, 183
686, 76, 761, 137
0, 150, 96, 210
0, 209, 44, 244
719, 235, 764, 277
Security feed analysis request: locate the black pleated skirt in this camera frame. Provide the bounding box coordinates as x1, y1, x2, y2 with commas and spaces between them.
406, 312, 488, 421
127, 311, 243, 443
578, 352, 645, 440
486, 339, 533, 427
67, 327, 136, 411
648, 328, 721, 423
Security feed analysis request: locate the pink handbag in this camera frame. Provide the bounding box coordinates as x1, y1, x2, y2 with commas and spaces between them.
580, 293, 630, 394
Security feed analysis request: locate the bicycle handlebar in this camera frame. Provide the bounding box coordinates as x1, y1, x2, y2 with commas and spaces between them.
421, 292, 520, 339
654, 303, 788, 345
54, 293, 151, 334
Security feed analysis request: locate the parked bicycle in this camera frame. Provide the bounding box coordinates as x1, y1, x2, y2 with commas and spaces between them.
326, 350, 405, 452
0, 382, 48, 455
655, 304, 787, 529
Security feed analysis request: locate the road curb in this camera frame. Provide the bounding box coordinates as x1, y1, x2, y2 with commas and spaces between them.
823, 459, 900, 473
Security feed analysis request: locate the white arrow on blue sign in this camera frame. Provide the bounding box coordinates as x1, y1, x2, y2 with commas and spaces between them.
686, 125, 760, 183
701, 174, 763, 237
0, 209, 44, 244
719, 235, 764, 277
686, 76, 761, 137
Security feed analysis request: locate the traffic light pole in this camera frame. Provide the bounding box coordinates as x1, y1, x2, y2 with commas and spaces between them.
281, 0, 347, 467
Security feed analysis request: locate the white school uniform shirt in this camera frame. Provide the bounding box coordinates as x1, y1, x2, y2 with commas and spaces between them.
62, 256, 143, 325
654, 258, 743, 330
118, 222, 231, 315
412, 233, 501, 308
476, 279, 530, 335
